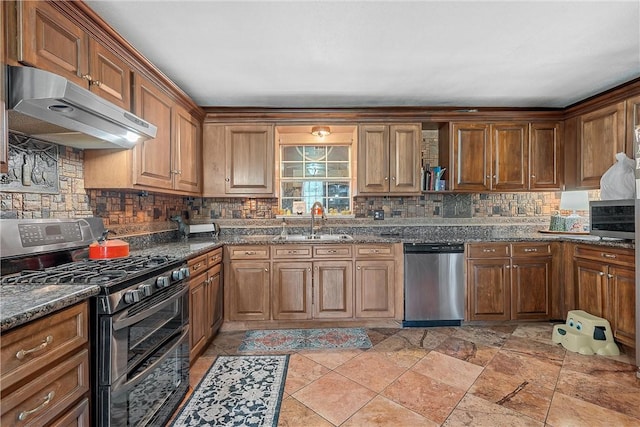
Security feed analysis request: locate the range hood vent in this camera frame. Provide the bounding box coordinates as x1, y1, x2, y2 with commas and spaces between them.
7, 66, 157, 149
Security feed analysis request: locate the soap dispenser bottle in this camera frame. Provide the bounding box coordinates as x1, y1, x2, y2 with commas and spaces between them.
280, 219, 288, 238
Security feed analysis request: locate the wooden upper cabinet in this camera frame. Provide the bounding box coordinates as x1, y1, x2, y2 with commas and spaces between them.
626, 94, 640, 158
16, 1, 132, 110
173, 105, 202, 193
358, 123, 421, 194
88, 39, 131, 110
530, 122, 562, 190
221, 125, 274, 195
17, 1, 88, 86
451, 121, 561, 192
451, 123, 491, 191
133, 75, 174, 189
576, 102, 625, 189
492, 123, 529, 191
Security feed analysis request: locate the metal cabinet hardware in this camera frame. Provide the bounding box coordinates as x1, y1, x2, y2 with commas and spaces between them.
16, 335, 53, 360
18, 391, 55, 421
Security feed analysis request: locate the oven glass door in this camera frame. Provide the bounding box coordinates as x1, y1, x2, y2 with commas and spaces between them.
108, 328, 189, 427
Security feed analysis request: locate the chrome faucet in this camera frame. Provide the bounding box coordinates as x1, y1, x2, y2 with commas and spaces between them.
310, 201, 326, 237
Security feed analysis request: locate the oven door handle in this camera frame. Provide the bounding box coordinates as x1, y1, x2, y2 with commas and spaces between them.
113, 326, 189, 393
112, 285, 187, 331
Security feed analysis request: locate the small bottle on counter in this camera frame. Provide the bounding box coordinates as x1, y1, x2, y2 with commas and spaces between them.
280, 219, 288, 238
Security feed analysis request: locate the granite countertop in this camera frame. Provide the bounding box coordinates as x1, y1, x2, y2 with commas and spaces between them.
0, 284, 100, 332
1, 227, 632, 333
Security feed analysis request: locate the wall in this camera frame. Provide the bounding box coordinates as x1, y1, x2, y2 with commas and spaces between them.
1, 137, 585, 236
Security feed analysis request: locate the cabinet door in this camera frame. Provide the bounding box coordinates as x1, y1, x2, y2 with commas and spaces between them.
208, 263, 223, 338
574, 259, 608, 318
88, 38, 131, 110
467, 258, 510, 320
189, 273, 207, 363
389, 124, 421, 193
357, 125, 390, 193
609, 265, 635, 347
228, 262, 270, 321
225, 125, 274, 194
577, 102, 626, 188
313, 261, 353, 319
18, 1, 88, 86
511, 257, 551, 320
451, 123, 491, 191
491, 123, 528, 191
173, 106, 202, 194
530, 122, 562, 190
272, 262, 313, 320
355, 260, 395, 318
133, 75, 174, 189
626, 94, 640, 158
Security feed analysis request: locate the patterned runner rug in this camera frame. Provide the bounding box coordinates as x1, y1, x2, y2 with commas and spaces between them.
238, 327, 373, 352
170, 355, 289, 427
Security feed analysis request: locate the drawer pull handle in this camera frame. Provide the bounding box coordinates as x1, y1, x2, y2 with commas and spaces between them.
602, 254, 617, 259
482, 249, 496, 253
18, 391, 55, 421
287, 250, 296, 254
327, 250, 337, 253
244, 251, 256, 255
16, 335, 53, 360
193, 262, 202, 270
523, 248, 538, 252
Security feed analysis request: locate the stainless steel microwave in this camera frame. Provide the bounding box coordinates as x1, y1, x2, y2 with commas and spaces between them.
589, 199, 635, 240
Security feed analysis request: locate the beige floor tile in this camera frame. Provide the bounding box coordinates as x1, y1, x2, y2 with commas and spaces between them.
382, 369, 465, 424
546, 392, 640, 427
335, 350, 408, 392
443, 394, 543, 427
277, 396, 335, 427
292, 371, 376, 425
435, 336, 500, 367
453, 325, 511, 348
284, 353, 331, 394
412, 350, 483, 391
342, 395, 439, 427
511, 323, 556, 347
485, 349, 562, 389
299, 349, 362, 370
562, 351, 639, 386
502, 335, 566, 364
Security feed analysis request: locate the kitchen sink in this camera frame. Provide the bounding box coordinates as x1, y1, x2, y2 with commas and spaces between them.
273, 234, 353, 242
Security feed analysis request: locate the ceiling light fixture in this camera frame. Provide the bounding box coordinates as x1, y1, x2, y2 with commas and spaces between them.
311, 126, 331, 137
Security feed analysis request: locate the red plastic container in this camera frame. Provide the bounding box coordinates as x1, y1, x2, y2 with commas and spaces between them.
88, 239, 130, 259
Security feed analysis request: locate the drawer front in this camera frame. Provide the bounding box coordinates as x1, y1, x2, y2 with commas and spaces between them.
355, 244, 394, 258
313, 245, 352, 258
1, 302, 88, 389
49, 397, 90, 427
466, 243, 510, 258
207, 247, 223, 265
1, 349, 89, 427
511, 242, 552, 257
574, 245, 634, 266
228, 245, 270, 260
188, 254, 208, 276
272, 245, 313, 259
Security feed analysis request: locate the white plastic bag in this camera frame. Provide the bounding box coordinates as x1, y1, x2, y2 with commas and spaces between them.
600, 152, 635, 200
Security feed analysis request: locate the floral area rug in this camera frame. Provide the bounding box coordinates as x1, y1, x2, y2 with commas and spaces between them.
170, 355, 288, 427
238, 328, 373, 352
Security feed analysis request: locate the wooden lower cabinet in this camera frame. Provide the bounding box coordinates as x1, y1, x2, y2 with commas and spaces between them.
188, 247, 224, 362
354, 244, 397, 318
272, 262, 313, 320
228, 261, 271, 321
1, 302, 90, 427
313, 261, 354, 319
573, 244, 635, 348
467, 242, 551, 321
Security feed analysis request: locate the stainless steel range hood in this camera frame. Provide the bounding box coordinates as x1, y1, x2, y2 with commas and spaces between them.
7, 66, 157, 149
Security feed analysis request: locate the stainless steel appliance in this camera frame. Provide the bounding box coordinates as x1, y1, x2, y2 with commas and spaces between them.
0, 218, 190, 426
403, 243, 465, 327
590, 199, 635, 240
634, 124, 640, 380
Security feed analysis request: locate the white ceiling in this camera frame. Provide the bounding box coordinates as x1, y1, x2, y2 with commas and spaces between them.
85, 0, 640, 109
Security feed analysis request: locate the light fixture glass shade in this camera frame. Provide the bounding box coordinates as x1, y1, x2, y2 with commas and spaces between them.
311, 126, 331, 137
559, 190, 589, 214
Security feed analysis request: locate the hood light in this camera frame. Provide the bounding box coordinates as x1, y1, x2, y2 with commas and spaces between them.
311, 126, 331, 137
49, 104, 74, 113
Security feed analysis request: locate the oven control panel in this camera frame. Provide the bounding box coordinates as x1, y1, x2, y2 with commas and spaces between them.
18, 222, 83, 247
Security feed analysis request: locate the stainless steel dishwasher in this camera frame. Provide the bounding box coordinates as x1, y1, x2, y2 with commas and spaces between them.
403, 243, 465, 327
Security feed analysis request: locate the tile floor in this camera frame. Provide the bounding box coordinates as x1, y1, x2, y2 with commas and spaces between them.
181, 323, 640, 426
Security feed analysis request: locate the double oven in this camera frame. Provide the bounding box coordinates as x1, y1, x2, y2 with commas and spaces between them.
1, 218, 190, 426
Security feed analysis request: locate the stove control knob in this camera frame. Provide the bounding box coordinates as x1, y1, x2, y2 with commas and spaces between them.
123, 290, 141, 304
156, 276, 170, 288
172, 269, 184, 281
138, 284, 153, 297
181, 267, 190, 279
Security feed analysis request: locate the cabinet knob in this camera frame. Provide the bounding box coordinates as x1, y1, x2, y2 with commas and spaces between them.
357, 266, 361, 270
531, 175, 536, 178
264, 268, 269, 272
607, 273, 613, 279
308, 267, 311, 272
505, 265, 510, 269
384, 176, 389, 181
512, 265, 518, 268
225, 178, 230, 182
81, 74, 93, 82
599, 272, 605, 276
89, 79, 102, 87
391, 176, 396, 181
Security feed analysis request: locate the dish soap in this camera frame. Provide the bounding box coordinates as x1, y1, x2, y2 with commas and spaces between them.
280, 219, 288, 238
